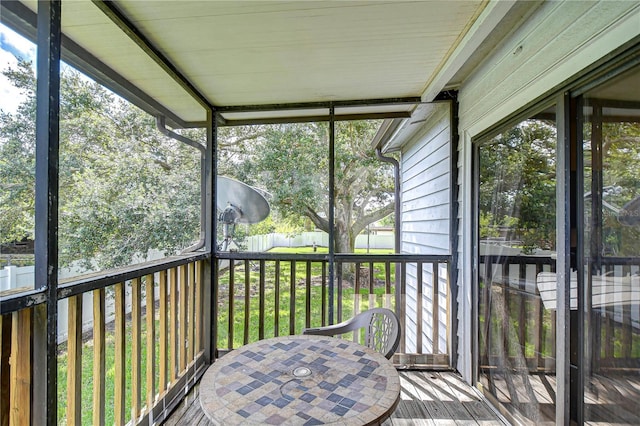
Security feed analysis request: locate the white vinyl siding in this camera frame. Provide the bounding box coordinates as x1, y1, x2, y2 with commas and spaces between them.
399, 102, 450, 354
459, 1, 640, 134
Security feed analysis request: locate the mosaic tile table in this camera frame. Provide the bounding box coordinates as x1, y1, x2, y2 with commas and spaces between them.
199, 335, 401, 425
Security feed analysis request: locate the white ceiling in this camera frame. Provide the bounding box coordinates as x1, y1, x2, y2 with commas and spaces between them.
13, 0, 515, 126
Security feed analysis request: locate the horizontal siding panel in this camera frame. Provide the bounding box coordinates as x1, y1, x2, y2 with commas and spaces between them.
402, 219, 449, 233
403, 204, 449, 222
402, 174, 450, 201
403, 156, 450, 192
402, 243, 449, 256
403, 189, 450, 213
402, 238, 450, 254
403, 128, 450, 174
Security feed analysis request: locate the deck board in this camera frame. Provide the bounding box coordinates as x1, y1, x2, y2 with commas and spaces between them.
164, 371, 507, 425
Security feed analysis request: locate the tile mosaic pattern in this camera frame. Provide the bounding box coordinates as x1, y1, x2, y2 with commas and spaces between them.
199, 335, 400, 425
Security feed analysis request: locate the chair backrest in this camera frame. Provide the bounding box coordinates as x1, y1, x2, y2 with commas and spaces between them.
359, 308, 401, 359
302, 307, 400, 359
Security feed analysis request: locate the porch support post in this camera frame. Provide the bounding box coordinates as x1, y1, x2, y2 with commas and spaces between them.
449, 94, 460, 370
33, 1, 61, 424
205, 106, 217, 362
328, 104, 336, 324
556, 92, 571, 426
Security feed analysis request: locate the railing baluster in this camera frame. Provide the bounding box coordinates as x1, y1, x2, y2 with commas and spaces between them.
274, 261, 280, 337
67, 294, 83, 425
305, 261, 312, 329
289, 260, 296, 335
321, 261, 327, 326
93, 288, 106, 426
337, 261, 343, 323
179, 265, 187, 371
114, 282, 126, 426
518, 263, 527, 354
159, 270, 168, 394
188, 262, 195, 363
244, 260, 250, 345
604, 264, 614, 362
534, 264, 543, 369
10, 308, 31, 425
145, 274, 156, 408
169, 268, 178, 383
131, 278, 141, 421
384, 261, 392, 309
1, 314, 11, 424
259, 260, 266, 340
368, 262, 375, 309
501, 263, 509, 359
416, 262, 423, 354
354, 262, 361, 325
195, 261, 203, 354
228, 262, 235, 348
399, 262, 407, 353
621, 265, 632, 359
432, 263, 439, 354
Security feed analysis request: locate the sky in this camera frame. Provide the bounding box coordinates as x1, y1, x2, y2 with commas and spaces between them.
0, 23, 35, 114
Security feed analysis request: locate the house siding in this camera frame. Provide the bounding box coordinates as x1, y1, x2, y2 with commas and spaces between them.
399, 102, 450, 354
458, 1, 640, 134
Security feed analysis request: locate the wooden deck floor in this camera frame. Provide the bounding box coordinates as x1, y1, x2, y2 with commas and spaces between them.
163, 371, 508, 425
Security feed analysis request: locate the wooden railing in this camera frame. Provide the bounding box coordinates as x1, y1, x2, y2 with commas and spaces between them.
478, 255, 557, 373
479, 255, 640, 373
1, 251, 453, 425
214, 253, 451, 367
590, 257, 640, 370
0, 254, 208, 426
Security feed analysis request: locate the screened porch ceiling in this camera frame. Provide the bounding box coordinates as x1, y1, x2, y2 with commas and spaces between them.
5, 1, 523, 128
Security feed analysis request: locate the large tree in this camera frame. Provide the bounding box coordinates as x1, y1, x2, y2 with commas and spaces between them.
246, 120, 395, 253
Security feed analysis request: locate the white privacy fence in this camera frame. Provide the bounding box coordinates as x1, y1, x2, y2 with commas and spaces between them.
0, 265, 34, 292
246, 231, 394, 252
1, 264, 153, 343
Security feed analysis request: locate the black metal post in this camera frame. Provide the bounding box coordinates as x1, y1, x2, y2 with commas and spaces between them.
328, 105, 336, 325
207, 107, 218, 362
449, 95, 460, 370
33, 1, 61, 424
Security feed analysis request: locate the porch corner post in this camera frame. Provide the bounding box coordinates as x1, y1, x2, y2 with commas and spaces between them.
328, 104, 336, 325
33, 1, 61, 424
204, 107, 217, 362
449, 94, 460, 370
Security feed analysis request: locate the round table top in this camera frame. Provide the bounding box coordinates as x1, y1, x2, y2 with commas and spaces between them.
199, 335, 400, 425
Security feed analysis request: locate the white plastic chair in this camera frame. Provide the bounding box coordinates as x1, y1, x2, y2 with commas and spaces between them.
302, 307, 401, 359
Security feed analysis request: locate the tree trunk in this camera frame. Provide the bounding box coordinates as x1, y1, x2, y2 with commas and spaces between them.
334, 221, 355, 254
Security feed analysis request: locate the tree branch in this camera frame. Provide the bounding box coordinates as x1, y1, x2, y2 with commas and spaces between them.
352, 202, 395, 236
303, 205, 329, 232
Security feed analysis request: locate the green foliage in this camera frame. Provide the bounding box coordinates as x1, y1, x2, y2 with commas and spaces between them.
479, 120, 557, 251
0, 60, 37, 243
224, 120, 395, 253
1, 60, 201, 271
